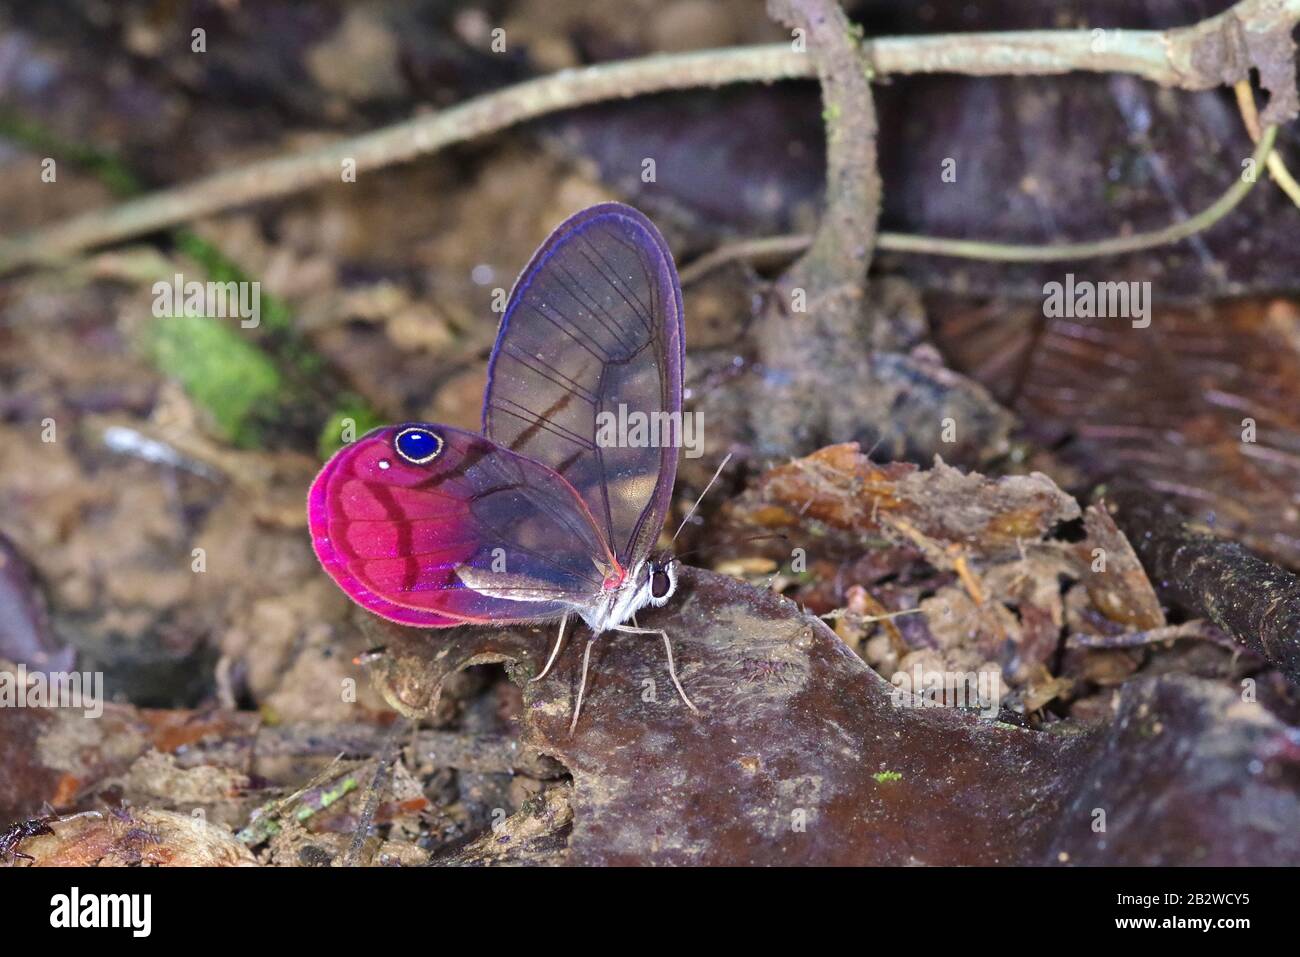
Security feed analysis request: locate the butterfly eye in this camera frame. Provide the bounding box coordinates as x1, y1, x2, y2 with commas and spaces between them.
651, 568, 672, 600
394, 427, 443, 465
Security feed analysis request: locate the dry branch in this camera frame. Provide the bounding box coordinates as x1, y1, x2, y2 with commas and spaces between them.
2, 0, 1297, 272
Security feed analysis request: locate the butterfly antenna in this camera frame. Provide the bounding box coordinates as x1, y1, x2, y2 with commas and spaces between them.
673, 531, 791, 562
672, 452, 734, 543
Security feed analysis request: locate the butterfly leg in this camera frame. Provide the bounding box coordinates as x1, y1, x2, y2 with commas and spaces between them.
530, 612, 569, 684
612, 625, 700, 714
569, 636, 597, 735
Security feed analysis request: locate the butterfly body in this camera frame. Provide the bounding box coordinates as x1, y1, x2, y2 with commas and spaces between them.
308, 203, 696, 728
575, 552, 678, 634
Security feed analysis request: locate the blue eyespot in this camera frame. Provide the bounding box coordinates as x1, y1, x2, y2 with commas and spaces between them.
394, 427, 443, 465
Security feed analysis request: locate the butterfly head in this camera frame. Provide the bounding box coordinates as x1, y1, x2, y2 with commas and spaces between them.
645, 552, 679, 608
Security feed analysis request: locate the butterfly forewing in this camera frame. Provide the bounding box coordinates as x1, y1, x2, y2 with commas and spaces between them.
483, 203, 684, 575
309, 424, 614, 627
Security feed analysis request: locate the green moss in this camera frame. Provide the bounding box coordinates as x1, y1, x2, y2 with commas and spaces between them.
0, 110, 141, 197
873, 770, 903, 784
175, 231, 379, 449
174, 231, 296, 341
149, 315, 282, 447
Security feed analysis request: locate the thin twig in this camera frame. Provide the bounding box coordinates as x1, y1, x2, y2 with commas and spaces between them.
1233, 79, 1300, 208
1065, 620, 1239, 651
820, 607, 925, 622
235, 754, 351, 846
0, 47, 807, 273
681, 126, 1277, 280
678, 234, 812, 284
2, 0, 1297, 272
341, 718, 407, 867
883, 128, 1278, 259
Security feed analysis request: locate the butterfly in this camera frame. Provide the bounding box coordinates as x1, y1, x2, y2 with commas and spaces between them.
308, 202, 703, 731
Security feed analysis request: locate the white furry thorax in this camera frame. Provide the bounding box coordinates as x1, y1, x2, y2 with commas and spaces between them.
574, 558, 677, 634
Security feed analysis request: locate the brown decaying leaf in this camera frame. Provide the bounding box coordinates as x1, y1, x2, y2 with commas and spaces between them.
724, 443, 1080, 561
717, 445, 1240, 720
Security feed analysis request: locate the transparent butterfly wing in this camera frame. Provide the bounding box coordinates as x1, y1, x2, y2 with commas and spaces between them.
482, 203, 684, 573
309, 424, 614, 627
